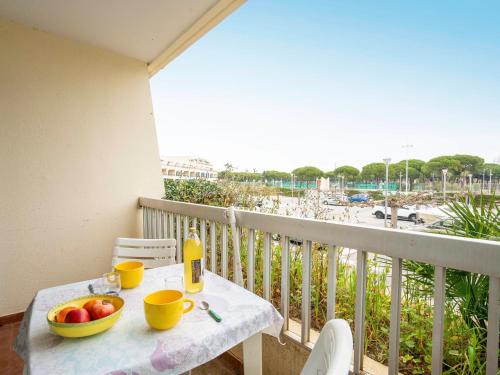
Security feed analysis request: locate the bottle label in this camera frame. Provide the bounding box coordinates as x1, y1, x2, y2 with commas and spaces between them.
191, 259, 202, 283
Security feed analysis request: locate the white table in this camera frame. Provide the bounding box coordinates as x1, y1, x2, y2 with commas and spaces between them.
14, 264, 283, 375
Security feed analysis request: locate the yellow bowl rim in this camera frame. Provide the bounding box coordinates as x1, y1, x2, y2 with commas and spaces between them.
114, 261, 144, 271
47, 294, 124, 328
144, 289, 184, 306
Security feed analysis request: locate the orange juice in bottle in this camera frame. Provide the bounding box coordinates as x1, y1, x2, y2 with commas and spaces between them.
183, 227, 204, 293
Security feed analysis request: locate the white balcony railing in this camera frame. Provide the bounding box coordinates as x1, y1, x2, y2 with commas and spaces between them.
138, 197, 500, 375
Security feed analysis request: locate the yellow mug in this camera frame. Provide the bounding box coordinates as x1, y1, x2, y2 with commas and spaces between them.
114, 261, 144, 289
144, 290, 195, 330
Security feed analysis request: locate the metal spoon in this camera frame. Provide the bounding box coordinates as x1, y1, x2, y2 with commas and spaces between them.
199, 301, 222, 323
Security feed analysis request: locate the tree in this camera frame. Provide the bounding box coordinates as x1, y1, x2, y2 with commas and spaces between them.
230, 172, 261, 181
223, 163, 235, 172
325, 166, 360, 180
421, 156, 462, 178
452, 154, 484, 173
404, 191, 499, 363
361, 163, 386, 181
386, 192, 431, 228
390, 160, 424, 186
292, 166, 324, 181
422, 155, 484, 179
262, 170, 290, 181
480, 163, 500, 179
407, 159, 426, 172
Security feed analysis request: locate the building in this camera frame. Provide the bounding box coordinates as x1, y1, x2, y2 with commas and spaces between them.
161, 156, 218, 181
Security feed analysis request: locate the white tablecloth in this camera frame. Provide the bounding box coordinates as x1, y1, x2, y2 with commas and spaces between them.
14, 264, 283, 374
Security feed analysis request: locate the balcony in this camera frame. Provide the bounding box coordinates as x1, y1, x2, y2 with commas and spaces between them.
138, 197, 500, 375
1, 1, 499, 374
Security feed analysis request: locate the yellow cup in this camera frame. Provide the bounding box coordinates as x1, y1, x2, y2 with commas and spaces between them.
144, 290, 195, 330
114, 261, 144, 289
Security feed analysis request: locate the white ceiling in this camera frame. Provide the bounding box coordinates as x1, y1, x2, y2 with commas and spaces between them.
0, 0, 221, 62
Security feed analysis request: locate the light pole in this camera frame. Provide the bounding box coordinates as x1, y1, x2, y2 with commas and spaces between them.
482, 169, 485, 191
383, 158, 391, 228
291, 173, 294, 198
488, 169, 492, 194
399, 170, 402, 191
442, 169, 448, 201
402, 144, 413, 194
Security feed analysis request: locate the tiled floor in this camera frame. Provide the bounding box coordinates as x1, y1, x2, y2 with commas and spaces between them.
0, 322, 24, 375
0, 322, 240, 375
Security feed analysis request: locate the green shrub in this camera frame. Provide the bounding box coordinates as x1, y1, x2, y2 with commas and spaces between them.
369, 190, 384, 201
174, 183, 496, 374
345, 189, 361, 196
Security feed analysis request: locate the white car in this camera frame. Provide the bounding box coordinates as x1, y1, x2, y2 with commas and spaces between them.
323, 195, 348, 205
371, 204, 418, 221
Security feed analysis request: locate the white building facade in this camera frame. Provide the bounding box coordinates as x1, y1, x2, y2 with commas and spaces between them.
161, 156, 218, 181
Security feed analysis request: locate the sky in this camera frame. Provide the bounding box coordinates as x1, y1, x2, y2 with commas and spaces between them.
151, 0, 500, 172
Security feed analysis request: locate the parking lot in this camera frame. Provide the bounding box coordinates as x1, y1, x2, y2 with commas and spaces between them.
269, 195, 422, 230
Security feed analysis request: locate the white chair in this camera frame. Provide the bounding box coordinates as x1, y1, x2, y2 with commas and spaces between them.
112, 238, 177, 269
300, 319, 353, 375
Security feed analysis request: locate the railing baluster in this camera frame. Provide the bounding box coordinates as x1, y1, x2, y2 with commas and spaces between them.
168, 213, 174, 240
145, 207, 150, 238
183, 216, 189, 239
431, 266, 446, 375
263, 232, 272, 301
353, 250, 367, 374
153, 209, 157, 238
233, 226, 241, 284
156, 209, 161, 238
222, 224, 228, 279
327, 244, 338, 320
175, 214, 182, 263
192, 217, 198, 228
388, 257, 402, 375
200, 219, 206, 266
301, 240, 312, 344
161, 211, 166, 238
247, 229, 255, 292
142, 207, 147, 238
486, 276, 499, 375
281, 236, 290, 331
148, 207, 153, 238
210, 221, 216, 273
152, 209, 157, 239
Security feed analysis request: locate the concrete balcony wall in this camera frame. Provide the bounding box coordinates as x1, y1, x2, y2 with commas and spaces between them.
0, 17, 164, 315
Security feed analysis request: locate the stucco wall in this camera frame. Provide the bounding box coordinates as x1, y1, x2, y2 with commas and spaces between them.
0, 17, 164, 315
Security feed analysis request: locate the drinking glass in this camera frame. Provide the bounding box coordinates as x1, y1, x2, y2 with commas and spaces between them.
165, 276, 184, 292
101, 272, 121, 295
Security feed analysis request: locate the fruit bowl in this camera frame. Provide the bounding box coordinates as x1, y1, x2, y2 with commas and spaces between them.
47, 295, 124, 338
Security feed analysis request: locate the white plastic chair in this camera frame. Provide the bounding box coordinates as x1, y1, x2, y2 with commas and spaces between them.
300, 319, 353, 375
112, 238, 177, 269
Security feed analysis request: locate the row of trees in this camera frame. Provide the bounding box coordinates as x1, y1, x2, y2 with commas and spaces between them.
219, 155, 500, 183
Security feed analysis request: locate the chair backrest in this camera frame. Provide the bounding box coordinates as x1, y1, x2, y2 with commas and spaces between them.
300, 319, 353, 375
112, 238, 177, 269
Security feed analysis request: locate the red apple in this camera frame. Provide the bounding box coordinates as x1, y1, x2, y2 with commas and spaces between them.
56, 306, 78, 323
92, 300, 116, 319
83, 299, 103, 319
65, 308, 91, 323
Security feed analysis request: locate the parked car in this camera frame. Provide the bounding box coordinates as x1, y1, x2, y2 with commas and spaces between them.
349, 193, 369, 203
409, 218, 455, 233
323, 194, 348, 205
371, 204, 419, 221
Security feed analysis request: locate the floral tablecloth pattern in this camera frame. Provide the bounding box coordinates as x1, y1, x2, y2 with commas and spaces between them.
14, 264, 283, 375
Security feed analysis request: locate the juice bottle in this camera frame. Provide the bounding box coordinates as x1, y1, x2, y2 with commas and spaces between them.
183, 227, 204, 293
